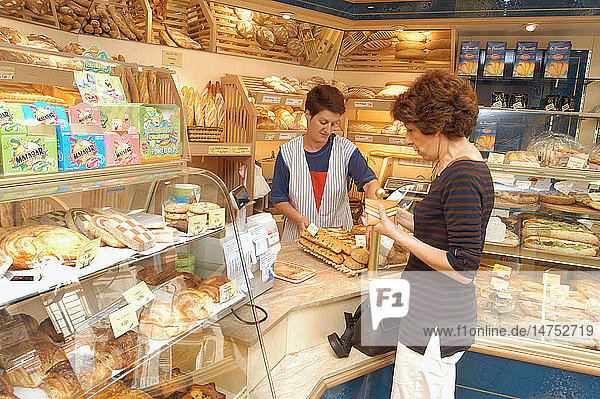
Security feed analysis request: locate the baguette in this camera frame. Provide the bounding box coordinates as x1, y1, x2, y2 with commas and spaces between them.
148, 71, 159, 104
139, 71, 150, 103
125, 68, 139, 103
522, 219, 599, 245
298, 237, 345, 264
299, 229, 342, 254
523, 236, 597, 257
186, 90, 195, 127
193, 89, 203, 126
199, 82, 211, 126
214, 81, 225, 128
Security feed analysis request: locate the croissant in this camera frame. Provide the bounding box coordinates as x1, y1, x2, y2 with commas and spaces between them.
457, 60, 477, 75
175, 290, 212, 321
483, 60, 504, 76
195, 285, 220, 303
94, 330, 148, 370
0, 369, 16, 399
41, 361, 82, 399
138, 301, 191, 340
513, 61, 535, 77
545, 61, 569, 78
34, 339, 69, 374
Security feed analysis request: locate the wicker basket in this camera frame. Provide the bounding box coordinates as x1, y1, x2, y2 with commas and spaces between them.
188, 126, 223, 142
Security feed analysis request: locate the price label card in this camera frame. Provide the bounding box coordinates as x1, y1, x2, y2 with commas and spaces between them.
490, 276, 510, 291
109, 304, 138, 338
491, 209, 510, 218
487, 152, 506, 165
208, 208, 226, 229
278, 132, 296, 140
543, 272, 561, 287
516, 179, 532, 190
493, 264, 512, 279
496, 291, 513, 300
388, 137, 405, 145
188, 214, 208, 236
219, 280, 238, 303
0, 66, 15, 80
567, 156, 587, 169
355, 235, 367, 247
264, 131, 276, 141
589, 192, 600, 201
161, 50, 182, 67
355, 134, 374, 143
554, 181, 573, 195
76, 238, 101, 269
284, 98, 303, 106
307, 223, 319, 236
123, 281, 155, 310
261, 95, 281, 104
354, 101, 374, 108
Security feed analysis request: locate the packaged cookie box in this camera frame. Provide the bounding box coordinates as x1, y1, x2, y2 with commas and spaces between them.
21, 101, 70, 135
98, 104, 180, 163
0, 102, 27, 134
57, 124, 106, 171
1, 125, 58, 176
94, 105, 141, 166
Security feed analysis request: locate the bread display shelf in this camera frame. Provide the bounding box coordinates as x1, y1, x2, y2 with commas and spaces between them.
188, 126, 224, 142
347, 131, 407, 146
189, 142, 252, 156
0, 223, 225, 308
299, 245, 366, 278
484, 243, 600, 270
487, 163, 600, 181
346, 98, 394, 111
255, 129, 303, 141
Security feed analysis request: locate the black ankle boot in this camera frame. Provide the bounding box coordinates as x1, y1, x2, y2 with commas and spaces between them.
328, 312, 357, 358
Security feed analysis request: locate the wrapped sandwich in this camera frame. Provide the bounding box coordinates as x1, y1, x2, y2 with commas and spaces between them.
363, 199, 398, 226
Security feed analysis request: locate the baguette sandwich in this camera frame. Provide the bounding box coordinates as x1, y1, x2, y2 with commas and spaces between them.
523, 236, 598, 257
363, 198, 398, 226
522, 219, 599, 245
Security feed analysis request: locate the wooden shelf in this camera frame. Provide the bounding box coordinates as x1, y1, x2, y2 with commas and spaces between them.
346, 98, 393, 111
256, 130, 303, 141
190, 142, 252, 156
347, 131, 407, 145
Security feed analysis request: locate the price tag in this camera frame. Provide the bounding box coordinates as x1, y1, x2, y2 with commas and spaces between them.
249, 225, 268, 256
515, 179, 532, 190
307, 222, 319, 236
355, 134, 374, 143
355, 235, 367, 247
76, 238, 101, 269
485, 217, 506, 243
0, 66, 15, 80
533, 178, 552, 192
493, 264, 512, 279
264, 131, 276, 141
491, 209, 510, 218
487, 152, 506, 165
354, 101, 374, 108
109, 304, 138, 338
496, 291, 513, 300
543, 272, 561, 287
161, 50, 182, 67
490, 276, 509, 291
219, 279, 238, 303
261, 95, 282, 104
208, 208, 225, 229
207, 146, 251, 155
278, 132, 296, 140
567, 156, 587, 169
188, 214, 208, 236
554, 181, 573, 196
284, 98, 303, 106
123, 281, 155, 310
589, 192, 600, 201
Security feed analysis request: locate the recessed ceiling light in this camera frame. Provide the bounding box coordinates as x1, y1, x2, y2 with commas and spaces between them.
280, 11, 294, 19
393, 25, 406, 32
524, 22, 539, 32
367, 5, 374, 9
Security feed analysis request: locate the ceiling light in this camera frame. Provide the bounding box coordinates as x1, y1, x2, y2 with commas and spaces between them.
367, 5, 374, 9
393, 25, 406, 32
280, 11, 294, 19
524, 22, 539, 32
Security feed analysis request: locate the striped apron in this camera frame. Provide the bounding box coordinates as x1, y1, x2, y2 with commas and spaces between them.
279, 134, 356, 242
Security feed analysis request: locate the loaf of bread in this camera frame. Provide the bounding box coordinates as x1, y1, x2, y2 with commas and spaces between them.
138, 301, 190, 340
426, 39, 451, 50
272, 24, 289, 45
256, 26, 275, 50
398, 31, 426, 42
426, 48, 451, 61
298, 237, 345, 264
395, 49, 425, 60
299, 229, 342, 254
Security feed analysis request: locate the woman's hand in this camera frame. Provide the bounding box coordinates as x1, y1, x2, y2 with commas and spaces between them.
373, 204, 412, 251
296, 215, 310, 230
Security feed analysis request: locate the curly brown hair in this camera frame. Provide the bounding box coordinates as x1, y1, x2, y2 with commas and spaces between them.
305, 85, 346, 116
391, 70, 479, 139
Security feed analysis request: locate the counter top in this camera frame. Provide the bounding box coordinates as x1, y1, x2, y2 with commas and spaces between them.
219, 242, 366, 346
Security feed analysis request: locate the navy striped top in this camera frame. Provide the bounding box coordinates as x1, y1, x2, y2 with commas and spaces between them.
400, 159, 494, 357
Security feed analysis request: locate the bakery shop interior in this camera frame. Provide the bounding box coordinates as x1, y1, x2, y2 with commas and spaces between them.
1, 1, 600, 398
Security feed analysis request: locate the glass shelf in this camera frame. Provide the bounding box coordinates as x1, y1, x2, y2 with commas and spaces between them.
484, 243, 600, 270
479, 106, 600, 119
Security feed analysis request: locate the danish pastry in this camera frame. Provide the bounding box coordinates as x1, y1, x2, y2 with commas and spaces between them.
183, 382, 226, 399
138, 301, 191, 340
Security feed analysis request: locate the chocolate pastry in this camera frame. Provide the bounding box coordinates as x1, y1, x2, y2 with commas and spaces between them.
183, 382, 225, 399
94, 330, 148, 370
38, 317, 65, 344
41, 360, 82, 399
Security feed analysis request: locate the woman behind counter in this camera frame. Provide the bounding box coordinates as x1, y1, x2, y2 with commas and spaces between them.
373, 70, 494, 398
271, 85, 380, 242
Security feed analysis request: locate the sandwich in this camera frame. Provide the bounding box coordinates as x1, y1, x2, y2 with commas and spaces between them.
523, 236, 598, 257
521, 219, 599, 245
363, 199, 398, 226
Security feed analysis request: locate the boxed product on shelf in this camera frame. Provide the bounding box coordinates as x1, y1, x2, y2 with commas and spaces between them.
513, 42, 538, 78
1, 125, 59, 176
57, 128, 106, 171
544, 41, 572, 78
483, 41, 507, 77
98, 104, 180, 163
457, 41, 480, 76
0, 102, 27, 134
21, 101, 70, 135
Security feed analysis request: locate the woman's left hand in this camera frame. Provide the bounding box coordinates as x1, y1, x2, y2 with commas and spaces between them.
373, 204, 412, 251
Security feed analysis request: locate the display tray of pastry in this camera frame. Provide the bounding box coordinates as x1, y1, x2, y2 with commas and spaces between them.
273, 261, 316, 283
165, 201, 222, 233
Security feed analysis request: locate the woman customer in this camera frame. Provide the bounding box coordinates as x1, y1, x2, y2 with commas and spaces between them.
373, 70, 494, 398
271, 85, 380, 242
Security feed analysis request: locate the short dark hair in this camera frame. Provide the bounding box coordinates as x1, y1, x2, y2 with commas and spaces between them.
305, 85, 345, 116
391, 70, 479, 140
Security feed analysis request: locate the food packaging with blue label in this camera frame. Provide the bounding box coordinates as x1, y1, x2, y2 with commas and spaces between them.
457, 41, 480, 76
483, 41, 507, 77
544, 41, 571, 78
513, 42, 538, 78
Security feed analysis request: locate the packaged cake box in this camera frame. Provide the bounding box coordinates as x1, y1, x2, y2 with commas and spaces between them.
96, 105, 141, 166
0, 102, 27, 134
21, 101, 70, 135
483, 41, 507, 77
513, 42, 538, 78
457, 41, 480, 76
1, 126, 58, 176
98, 104, 180, 163
544, 41, 571, 78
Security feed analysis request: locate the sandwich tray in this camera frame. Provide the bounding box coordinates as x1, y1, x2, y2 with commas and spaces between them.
493, 198, 539, 212
520, 245, 599, 260
273, 261, 317, 283
298, 244, 367, 277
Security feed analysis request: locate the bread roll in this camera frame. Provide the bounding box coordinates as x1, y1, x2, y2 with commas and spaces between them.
256, 27, 275, 50
41, 361, 81, 399
395, 49, 425, 60
287, 38, 304, 57
284, 20, 298, 38
398, 31, 426, 42
426, 39, 451, 50
272, 24, 289, 45
427, 31, 451, 41
236, 20, 255, 39
368, 31, 396, 41
253, 11, 270, 25
363, 39, 392, 51
426, 48, 451, 61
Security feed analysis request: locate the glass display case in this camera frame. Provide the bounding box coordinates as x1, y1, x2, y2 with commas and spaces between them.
0, 165, 275, 399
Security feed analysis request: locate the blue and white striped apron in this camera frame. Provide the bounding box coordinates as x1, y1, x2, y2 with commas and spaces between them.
279, 134, 356, 242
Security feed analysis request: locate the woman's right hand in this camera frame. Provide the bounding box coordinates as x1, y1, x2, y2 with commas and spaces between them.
297, 215, 310, 230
